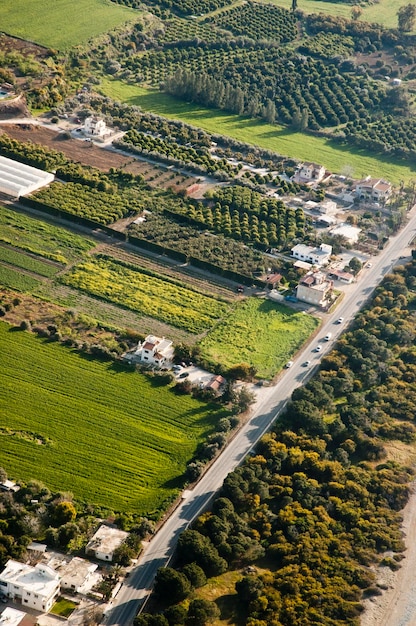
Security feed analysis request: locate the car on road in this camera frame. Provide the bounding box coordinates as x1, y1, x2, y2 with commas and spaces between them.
324, 333, 332, 341
178, 372, 190, 378
303, 360, 311, 367
366, 262, 372, 268
285, 361, 294, 368
315, 345, 322, 352
336, 317, 344, 324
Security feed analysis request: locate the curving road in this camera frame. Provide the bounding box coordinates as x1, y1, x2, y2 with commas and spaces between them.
105, 205, 416, 626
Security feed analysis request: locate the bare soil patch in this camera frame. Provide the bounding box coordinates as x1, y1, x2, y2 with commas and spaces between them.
0, 124, 130, 171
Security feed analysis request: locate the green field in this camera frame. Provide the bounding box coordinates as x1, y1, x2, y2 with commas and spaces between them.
0, 322, 225, 513
0, 205, 94, 264
0, 265, 43, 292
268, 0, 416, 29
0, 0, 138, 49
62, 256, 230, 334
99, 79, 416, 185
0, 245, 61, 278
199, 297, 319, 379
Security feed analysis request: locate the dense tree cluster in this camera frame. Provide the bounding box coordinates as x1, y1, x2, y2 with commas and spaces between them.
110, 0, 230, 15
344, 114, 416, 159
298, 32, 355, 59
304, 14, 399, 51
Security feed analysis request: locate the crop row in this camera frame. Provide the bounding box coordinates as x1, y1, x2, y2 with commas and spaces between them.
0, 245, 61, 277
61, 256, 230, 334
0, 322, 224, 513
0, 204, 94, 264
111, 0, 229, 15
206, 3, 297, 43
129, 212, 266, 276
160, 17, 222, 43
0, 264, 42, 292
32, 182, 142, 225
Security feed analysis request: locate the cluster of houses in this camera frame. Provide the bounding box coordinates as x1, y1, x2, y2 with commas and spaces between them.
0, 525, 129, 615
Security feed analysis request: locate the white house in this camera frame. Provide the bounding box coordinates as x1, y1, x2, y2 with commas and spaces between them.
330, 223, 361, 245
84, 116, 107, 137
291, 243, 332, 266
0, 156, 54, 199
293, 162, 326, 184
296, 271, 333, 308
0, 560, 60, 612
133, 334, 174, 367
0, 480, 19, 493
355, 177, 392, 202
85, 525, 128, 562
58, 557, 98, 594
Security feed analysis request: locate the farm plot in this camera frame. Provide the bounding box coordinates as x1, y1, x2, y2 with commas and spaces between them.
199, 297, 319, 379
61, 255, 230, 334
0, 204, 94, 264
0, 265, 43, 293
0, 0, 137, 50
0, 322, 225, 513
0, 245, 62, 278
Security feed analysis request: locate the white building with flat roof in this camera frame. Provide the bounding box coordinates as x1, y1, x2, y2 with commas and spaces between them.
291, 243, 332, 266
58, 557, 98, 594
0, 156, 54, 198
85, 525, 128, 562
0, 607, 26, 626
0, 560, 60, 612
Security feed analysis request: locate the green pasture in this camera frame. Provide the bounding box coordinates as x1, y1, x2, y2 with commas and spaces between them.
99, 79, 416, 185
0, 245, 61, 278
0, 0, 138, 49
51, 598, 77, 618
0, 322, 225, 513
61, 256, 230, 334
0, 204, 94, 264
199, 297, 319, 379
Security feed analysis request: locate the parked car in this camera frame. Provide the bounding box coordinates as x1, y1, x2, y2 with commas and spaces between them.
237, 285, 244, 293
285, 361, 294, 368
172, 365, 183, 372
178, 372, 190, 378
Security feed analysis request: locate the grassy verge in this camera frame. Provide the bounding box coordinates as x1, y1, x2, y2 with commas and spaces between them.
99, 79, 416, 185
0, 321, 226, 514
0, 0, 138, 49
199, 297, 319, 379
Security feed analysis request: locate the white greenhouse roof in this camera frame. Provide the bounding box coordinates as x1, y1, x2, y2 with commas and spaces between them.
0, 155, 54, 198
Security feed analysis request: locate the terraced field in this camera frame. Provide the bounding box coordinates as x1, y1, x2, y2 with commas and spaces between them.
0, 322, 225, 514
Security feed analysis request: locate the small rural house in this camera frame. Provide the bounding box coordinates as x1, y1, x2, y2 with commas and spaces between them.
58, 557, 98, 594
293, 162, 327, 184
329, 223, 362, 245
84, 116, 107, 137
85, 525, 128, 562
355, 177, 392, 202
133, 334, 174, 367
291, 243, 332, 267
296, 271, 333, 308
0, 480, 19, 493
206, 375, 226, 393
0, 560, 60, 612
328, 268, 354, 284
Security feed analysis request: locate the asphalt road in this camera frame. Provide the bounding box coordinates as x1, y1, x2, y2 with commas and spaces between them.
105, 206, 416, 626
